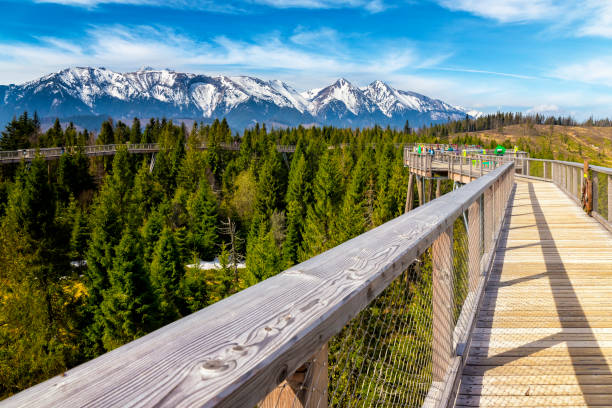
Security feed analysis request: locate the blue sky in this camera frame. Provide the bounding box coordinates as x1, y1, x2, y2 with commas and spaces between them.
1, 0, 612, 119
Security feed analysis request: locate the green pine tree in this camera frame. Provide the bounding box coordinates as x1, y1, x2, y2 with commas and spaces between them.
299, 151, 341, 260
150, 227, 185, 323
187, 180, 218, 261
100, 225, 158, 351
281, 153, 308, 267
246, 219, 282, 282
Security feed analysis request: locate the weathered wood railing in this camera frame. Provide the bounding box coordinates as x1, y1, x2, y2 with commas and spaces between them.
3, 162, 514, 408
518, 157, 612, 231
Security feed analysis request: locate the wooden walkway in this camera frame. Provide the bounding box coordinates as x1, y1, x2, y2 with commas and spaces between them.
456, 179, 612, 407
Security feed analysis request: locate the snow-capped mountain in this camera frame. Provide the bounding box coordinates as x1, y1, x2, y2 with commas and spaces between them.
0, 67, 477, 130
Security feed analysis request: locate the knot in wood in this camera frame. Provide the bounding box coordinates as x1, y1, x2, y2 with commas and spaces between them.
277, 365, 288, 383
199, 359, 232, 378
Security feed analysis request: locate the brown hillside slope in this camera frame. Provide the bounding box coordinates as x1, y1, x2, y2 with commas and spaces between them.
452, 124, 612, 167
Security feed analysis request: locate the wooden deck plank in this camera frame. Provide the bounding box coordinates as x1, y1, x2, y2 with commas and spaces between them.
457, 179, 612, 407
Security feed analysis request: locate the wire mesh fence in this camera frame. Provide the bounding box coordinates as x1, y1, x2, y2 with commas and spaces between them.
594, 169, 610, 220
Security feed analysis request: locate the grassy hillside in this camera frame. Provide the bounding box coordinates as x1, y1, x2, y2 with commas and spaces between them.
451, 123, 612, 167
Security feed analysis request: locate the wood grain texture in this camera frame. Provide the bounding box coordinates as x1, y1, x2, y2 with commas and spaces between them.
458, 179, 612, 407
3, 165, 515, 407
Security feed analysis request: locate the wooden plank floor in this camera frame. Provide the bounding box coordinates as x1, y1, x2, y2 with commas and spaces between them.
456, 179, 612, 407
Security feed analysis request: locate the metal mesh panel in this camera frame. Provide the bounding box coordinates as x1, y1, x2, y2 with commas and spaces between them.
594, 170, 609, 220
452, 214, 470, 328
260, 256, 440, 408
528, 160, 543, 178
326, 257, 435, 407
259, 216, 486, 408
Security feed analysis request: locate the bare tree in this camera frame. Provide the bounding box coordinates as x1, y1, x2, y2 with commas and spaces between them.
220, 216, 244, 284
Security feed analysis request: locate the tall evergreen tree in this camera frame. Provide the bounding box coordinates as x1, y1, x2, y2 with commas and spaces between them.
299, 151, 341, 260
0, 112, 38, 150
100, 224, 158, 351
246, 219, 282, 282
187, 180, 218, 261
333, 155, 368, 245
150, 227, 185, 323
281, 153, 308, 267
130, 118, 142, 144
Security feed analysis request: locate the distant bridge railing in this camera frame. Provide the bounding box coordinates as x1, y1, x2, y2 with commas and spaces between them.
0, 142, 299, 163
4, 161, 515, 407
517, 157, 612, 231
405, 148, 612, 231
404, 150, 523, 179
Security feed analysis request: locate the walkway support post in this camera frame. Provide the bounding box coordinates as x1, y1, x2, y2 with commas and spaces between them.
405, 173, 415, 213
432, 225, 454, 382
417, 175, 424, 207
259, 344, 328, 408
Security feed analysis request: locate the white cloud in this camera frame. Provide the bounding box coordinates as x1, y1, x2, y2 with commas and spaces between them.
436, 0, 560, 23
435, 67, 538, 80
551, 57, 612, 87
289, 27, 340, 47
437, 0, 612, 40
576, 0, 612, 38
33, 0, 389, 12
527, 104, 559, 113
0, 25, 443, 85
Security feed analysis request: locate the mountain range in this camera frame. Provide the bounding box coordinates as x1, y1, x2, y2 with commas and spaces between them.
0, 67, 480, 131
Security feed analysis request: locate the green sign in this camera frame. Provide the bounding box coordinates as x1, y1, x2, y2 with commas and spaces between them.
495, 145, 506, 155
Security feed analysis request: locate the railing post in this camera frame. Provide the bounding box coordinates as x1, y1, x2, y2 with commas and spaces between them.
432, 225, 454, 383
259, 344, 328, 408
405, 173, 415, 213
469, 157, 472, 180
543, 161, 547, 179
417, 176, 424, 207
526, 159, 530, 176
551, 162, 554, 182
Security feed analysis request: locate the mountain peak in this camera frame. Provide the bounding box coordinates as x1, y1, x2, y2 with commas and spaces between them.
333, 77, 353, 87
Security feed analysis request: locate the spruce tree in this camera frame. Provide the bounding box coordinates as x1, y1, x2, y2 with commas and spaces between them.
299, 151, 341, 260
150, 227, 184, 323
142, 205, 166, 265
281, 153, 308, 267
100, 225, 158, 351
254, 144, 285, 218
83, 148, 133, 355
246, 219, 281, 282
0, 112, 37, 150
333, 156, 368, 245
130, 118, 142, 144
187, 180, 218, 261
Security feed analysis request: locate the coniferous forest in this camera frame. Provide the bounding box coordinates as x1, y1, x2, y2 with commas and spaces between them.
0, 113, 429, 399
